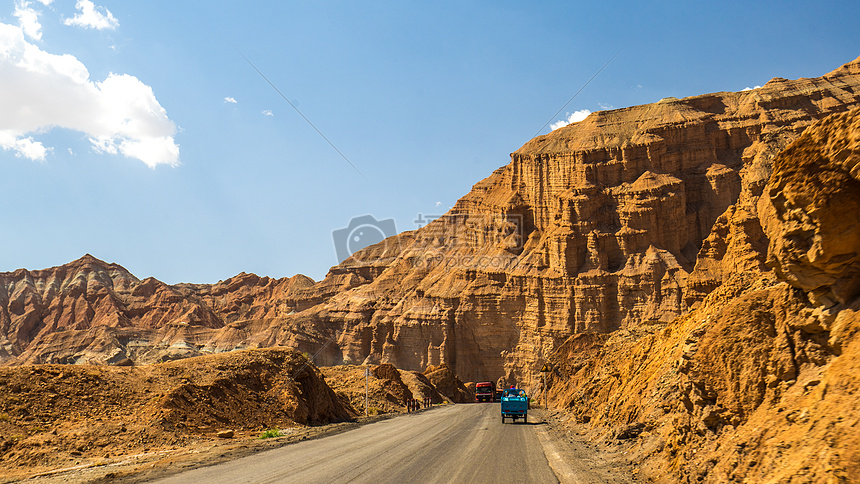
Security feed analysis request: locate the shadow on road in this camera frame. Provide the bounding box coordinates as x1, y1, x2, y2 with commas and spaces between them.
502, 421, 548, 426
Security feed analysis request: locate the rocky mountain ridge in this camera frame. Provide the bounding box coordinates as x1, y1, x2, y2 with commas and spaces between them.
0, 254, 329, 364
2, 58, 860, 399
5, 56, 860, 482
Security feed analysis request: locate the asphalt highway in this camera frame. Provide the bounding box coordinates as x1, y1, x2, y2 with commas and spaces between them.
151, 403, 560, 483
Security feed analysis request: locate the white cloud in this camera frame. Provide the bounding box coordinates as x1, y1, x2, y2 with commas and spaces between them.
550, 109, 591, 131
741, 85, 762, 91
435, 201, 442, 207
14, 1, 42, 40
64, 0, 118, 30
598, 103, 615, 110
262, 109, 272, 116
224, 96, 237, 103
0, 22, 179, 167
0, 131, 48, 160
35, 0, 52, 4
88, 135, 118, 155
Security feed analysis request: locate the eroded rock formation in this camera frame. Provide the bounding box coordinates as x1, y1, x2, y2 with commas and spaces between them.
293, 56, 860, 386
544, 106, 860, 482
762, 107, 860, 306
0, 255, 324, 364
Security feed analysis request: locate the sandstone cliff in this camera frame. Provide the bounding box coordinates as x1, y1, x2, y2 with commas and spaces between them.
286, 56, 860, 388
544, 106, 860, 482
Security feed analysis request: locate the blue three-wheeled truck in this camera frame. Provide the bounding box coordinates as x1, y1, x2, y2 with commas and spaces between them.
500, 387, 528, 423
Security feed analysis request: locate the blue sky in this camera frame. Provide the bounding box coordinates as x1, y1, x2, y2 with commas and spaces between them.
1, 0, 858, 283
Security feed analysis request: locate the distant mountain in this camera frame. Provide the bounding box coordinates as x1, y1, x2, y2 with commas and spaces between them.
0, 254, 328, 364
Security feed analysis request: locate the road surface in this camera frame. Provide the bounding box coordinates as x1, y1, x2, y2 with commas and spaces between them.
151, 403, 560, 483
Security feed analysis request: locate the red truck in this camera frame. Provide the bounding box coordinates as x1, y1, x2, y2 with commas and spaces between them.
475, 381, 496, 402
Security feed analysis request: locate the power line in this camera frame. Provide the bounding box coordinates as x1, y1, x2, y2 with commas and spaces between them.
236, 49, 368, 181
533, 48, 623, 138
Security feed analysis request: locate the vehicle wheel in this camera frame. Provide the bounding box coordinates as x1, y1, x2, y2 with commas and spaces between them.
523, 414, 527, 424
501, 415, 505, 423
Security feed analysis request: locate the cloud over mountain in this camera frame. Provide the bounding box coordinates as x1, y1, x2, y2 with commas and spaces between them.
550, 109, 591, 130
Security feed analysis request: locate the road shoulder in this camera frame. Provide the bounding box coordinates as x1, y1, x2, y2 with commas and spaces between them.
22, 406, 445, 484
532, 409, 638, 484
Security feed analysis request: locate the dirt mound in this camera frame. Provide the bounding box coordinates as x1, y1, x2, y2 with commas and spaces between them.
371, 364, 412, 404
155, 348, 353, 427
319, 363, 455, 414
423, 364, 473, 403
321, 365, 410, 415
400, 370, 445, 404
0, 348, 353, 482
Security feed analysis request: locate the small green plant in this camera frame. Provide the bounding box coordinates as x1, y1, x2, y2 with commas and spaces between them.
259, 428, 282, 439
0, 413, 10, 422
367, 407, 380, 416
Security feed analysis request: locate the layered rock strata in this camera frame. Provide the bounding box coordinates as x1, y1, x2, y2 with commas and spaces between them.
544, 106, 860, 483
292, 57, 860, 386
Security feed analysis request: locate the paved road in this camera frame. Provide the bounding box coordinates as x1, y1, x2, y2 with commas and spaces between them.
151, 403, 559, 483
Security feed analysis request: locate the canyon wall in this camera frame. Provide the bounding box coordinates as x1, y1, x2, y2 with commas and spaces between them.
289, 56, 860, 386
543, 105, 860, 483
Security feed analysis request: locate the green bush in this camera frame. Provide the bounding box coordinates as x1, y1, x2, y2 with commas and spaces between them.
259, 428, 282, 439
